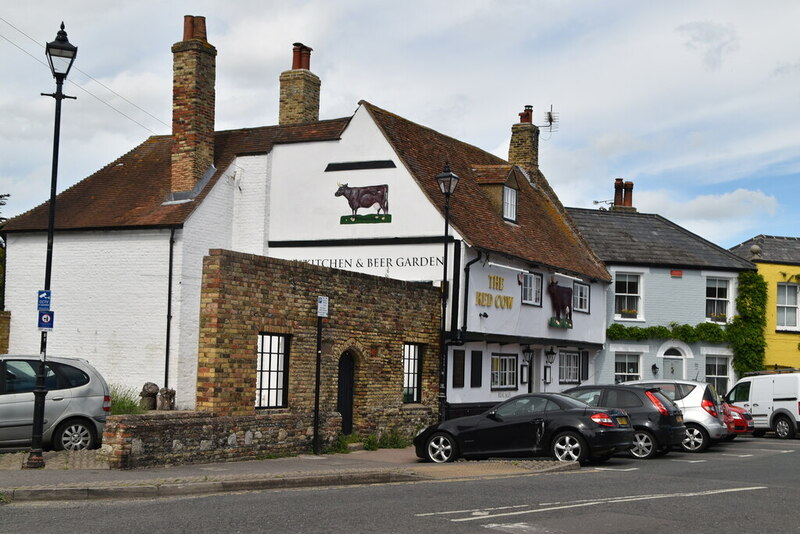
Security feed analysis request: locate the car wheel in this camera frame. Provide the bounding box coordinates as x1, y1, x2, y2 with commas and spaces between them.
53, 419, 96, 451
752, 429, 767, 438
629, 430, 657, 459
425, 432, 458, 463
681, 424, 710, 453
551, 431, 588, 463
774, 415, 796, 439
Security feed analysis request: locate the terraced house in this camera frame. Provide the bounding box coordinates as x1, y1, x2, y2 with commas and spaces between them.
568, 180, 756, 393
731, 235, 800, 369
1, 14, 609, 440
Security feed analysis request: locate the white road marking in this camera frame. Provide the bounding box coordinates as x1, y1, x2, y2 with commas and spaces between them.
439, 486, 767, 522
593, 467, 639, 471
754, 448, 794, 454
721, 454, 754, 458
670, 459, 706, 463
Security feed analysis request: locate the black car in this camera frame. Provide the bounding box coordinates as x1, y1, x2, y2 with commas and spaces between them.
564, 385, 685, 459
414, 393, 633, 464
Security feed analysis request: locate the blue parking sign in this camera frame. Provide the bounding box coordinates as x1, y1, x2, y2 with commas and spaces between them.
38, 310, 54, 330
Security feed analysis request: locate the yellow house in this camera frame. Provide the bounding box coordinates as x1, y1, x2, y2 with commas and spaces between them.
731, 236, 800, 368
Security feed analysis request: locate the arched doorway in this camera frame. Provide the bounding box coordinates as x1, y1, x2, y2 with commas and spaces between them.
338, 351, 355, 435
662, 348, 684, 379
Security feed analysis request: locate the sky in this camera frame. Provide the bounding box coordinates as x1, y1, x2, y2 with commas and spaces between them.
1, 0, 798, 249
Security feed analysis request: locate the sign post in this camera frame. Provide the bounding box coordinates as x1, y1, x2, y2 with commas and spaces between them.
313, 296, 328, 454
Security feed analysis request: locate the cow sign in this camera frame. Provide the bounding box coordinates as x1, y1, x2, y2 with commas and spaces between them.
547, 278, 573, 328
335, 183, 391, 224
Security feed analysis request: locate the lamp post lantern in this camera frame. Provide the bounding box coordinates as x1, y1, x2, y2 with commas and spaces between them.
26, 22, 77, 469
435, 163, 459, 422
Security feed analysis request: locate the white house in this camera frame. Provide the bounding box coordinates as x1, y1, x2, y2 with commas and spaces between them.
2, 16, 610, 414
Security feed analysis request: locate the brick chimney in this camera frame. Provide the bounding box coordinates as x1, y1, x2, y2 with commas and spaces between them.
278, 43, 320, 125
610, 179, 637, 212
508, 105, 539, 172
171, 15, 217, 194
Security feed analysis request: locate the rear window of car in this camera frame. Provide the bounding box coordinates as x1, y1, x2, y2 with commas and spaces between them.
553, 394, 591, 410
50, 362, 90, 388
606, 389, 643, 408
649, 390, 676, 409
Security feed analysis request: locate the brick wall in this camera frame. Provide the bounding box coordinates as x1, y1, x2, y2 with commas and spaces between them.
0, 310, 9, 353
100, 250, 441, 468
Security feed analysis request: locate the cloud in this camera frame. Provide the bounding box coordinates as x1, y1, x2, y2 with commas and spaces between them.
635, 188, 777, 244
677, 20, 739, 70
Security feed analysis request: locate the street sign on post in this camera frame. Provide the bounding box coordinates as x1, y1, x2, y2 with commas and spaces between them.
317, 296, 329, 318
38, 310, 54, 330
38, 290, 52, 311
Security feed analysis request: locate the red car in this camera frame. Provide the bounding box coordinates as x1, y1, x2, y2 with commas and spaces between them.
723, 402, 754, 440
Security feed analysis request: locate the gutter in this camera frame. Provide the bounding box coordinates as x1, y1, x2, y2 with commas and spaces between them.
460, 250, 482, 335
165, 228, 176, 388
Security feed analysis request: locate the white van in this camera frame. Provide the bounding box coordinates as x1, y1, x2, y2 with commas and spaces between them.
725, 372, 800, 439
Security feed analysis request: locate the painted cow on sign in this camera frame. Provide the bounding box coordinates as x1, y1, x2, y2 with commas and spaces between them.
335, 183, 389, 215
547, 278, 573, 323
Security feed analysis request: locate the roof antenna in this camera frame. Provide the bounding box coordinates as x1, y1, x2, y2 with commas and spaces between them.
592, 199, 613, 211
543, 105, 559, 133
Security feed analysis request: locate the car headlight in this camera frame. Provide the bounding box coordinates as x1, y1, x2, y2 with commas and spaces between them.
731, 411, 742, 420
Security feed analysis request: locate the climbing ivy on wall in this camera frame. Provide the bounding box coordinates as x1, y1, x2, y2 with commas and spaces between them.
727, 271, 767, 376
606, 271, 767, 376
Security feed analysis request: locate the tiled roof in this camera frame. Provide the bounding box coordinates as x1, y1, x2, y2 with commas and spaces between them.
363, 102, 610, 281
566, 207, 755, 271
2, 119, 350, 232
730, 235, 800, 266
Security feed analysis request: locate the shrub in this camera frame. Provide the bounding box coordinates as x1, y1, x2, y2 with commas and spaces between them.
109, 384, 146, 415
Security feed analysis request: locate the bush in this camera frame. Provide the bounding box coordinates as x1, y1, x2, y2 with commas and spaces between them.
109, 384, 146, 415
377, 430, 410, 449
362, 435, 379, 450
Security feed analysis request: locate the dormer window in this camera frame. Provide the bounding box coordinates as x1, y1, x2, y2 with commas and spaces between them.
503, 185, 518, 222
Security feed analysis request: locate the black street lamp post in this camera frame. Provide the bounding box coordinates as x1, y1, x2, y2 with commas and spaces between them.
435, 163, 459, 422
26, 23, 77, 469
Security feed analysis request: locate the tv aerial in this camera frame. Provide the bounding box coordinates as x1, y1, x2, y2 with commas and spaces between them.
543, 105, 559, 134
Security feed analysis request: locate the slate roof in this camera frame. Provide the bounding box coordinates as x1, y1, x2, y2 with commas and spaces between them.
730, 235, 800, 266
566, 207, 755, 271
2, 100, 609, 282
363, 102, 610, 282
1, 119, 350, 232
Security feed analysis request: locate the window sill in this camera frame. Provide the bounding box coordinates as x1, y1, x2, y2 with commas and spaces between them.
775, 328, 800, 335
615, 316, 644, 322
490, 386, 519, 392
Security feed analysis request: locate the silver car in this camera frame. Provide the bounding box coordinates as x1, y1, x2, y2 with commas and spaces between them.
621, 379, 728, 452
0, 355, 110, 450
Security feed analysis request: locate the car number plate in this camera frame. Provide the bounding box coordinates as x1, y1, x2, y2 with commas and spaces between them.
617, 416, 628, 425
676, 415, 683, 423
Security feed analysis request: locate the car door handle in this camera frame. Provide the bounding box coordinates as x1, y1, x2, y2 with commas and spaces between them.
50, 396, 65, 401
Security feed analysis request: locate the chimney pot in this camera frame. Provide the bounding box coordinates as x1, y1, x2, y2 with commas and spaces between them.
518, 105, 533, 124
623, 181, 634, 207
613, 178, 624, 206
182, 15, 207, 41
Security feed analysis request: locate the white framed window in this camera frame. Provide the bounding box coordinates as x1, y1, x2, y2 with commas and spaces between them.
777, 283, 799, 330
491, 353, 518, 390
705, 355, 730, 394
706, 278, 730, 323
256, 334, 289, 408
614, 273, 641, 318
573, 282, 590, 313
614, 353, 640, 383
522, 272, 543, 306
558, 351, 580, 384
503, 186, 518, 221
403, 343, 423, 403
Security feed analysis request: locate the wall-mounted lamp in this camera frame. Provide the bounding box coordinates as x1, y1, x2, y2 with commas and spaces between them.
651, 363, 659, 375
545, 346, 556, 364
521, 345, 533, 363
479, 312, 488, 318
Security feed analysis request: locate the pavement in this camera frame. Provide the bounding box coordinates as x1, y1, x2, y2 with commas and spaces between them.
0, 446, 578, 503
